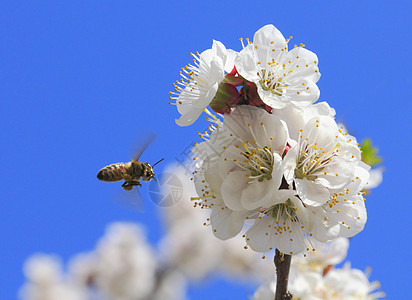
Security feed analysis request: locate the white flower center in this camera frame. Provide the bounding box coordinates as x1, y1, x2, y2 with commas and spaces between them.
267, 199, 298, 221
258, 68, 288, 96
295, 130, 341, 181
237, 142, 274, 184
251, 41, 315, 99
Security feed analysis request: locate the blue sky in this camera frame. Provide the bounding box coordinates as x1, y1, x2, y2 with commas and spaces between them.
0, 1, 411, 299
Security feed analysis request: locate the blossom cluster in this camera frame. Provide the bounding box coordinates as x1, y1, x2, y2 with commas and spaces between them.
171, 24, 375, 256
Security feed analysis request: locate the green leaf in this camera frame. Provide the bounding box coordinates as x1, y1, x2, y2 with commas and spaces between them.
361, 139, 382, 167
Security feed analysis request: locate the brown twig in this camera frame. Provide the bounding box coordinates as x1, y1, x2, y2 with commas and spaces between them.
274, 249, 293, 300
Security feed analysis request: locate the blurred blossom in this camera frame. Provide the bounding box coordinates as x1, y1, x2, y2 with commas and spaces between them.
158, 163, 223, 280
21, 224, 159, 300
19, 255, 86, 300
151, 270, 187, 300
68, 253, 98, 288
159, 216, 225, 280
159, 163, 206, 228
19, 213, 272, 300
78, 223, 157, 300
218, 235, 274, 281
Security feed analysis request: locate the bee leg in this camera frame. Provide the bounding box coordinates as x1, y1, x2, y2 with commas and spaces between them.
121, 172, 135, 190
122, 181, 133, 191
124, 185, 133, 191
130, 180, 142, 187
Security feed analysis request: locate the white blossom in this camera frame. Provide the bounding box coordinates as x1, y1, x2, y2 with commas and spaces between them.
278, 106, 369, 243
235, 25, 321, 109
282, 116, 365, 201
170, 40, 236, 126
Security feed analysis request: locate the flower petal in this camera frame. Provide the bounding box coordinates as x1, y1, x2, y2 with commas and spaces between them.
246, 217, 307, 255
221, 171, 249, 211
211, 205, 247, 240
235, 44, 261, 82
296, 178, 330, 206
253, 24, 286, 51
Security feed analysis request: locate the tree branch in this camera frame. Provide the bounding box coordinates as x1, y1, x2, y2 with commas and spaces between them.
274, 249, 293, 300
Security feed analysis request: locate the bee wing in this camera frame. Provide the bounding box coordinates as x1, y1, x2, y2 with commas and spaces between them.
114, 187, 145, 212
133, 133, 156, 161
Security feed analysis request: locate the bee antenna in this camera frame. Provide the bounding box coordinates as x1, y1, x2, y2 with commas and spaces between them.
153, 177, 158, 183
152, 158, 164, 168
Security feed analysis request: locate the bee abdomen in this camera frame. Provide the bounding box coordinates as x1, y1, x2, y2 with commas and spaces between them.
97, 163, 127, 182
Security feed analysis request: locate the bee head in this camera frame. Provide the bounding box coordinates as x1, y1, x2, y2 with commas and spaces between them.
141, 158, 163, 182
142, 163, 155, 181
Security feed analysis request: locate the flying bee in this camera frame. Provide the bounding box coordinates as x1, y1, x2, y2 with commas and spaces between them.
97, 159, 164, 190
97, 135, 164, 191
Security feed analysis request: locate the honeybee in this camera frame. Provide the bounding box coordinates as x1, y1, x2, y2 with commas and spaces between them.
97, 135, 164, 191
